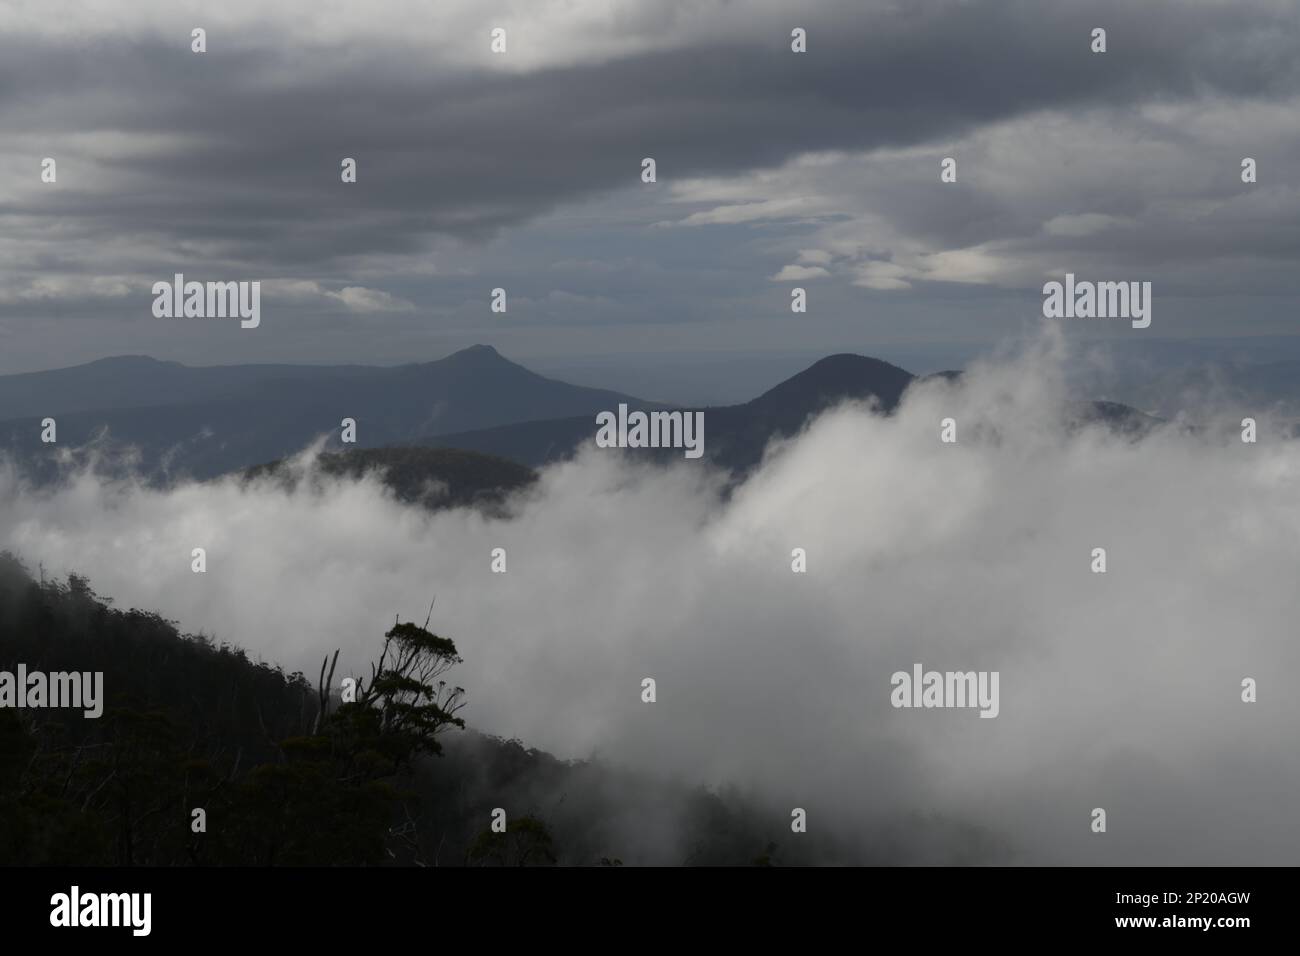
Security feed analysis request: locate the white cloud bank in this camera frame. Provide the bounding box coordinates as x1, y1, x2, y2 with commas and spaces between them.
2, 334, 1297, 864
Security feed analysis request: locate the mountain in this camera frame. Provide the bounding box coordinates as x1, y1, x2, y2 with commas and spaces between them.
0, 345, 648, 482
698, 354, 916, 471
0, 354, 374, 420
424, 354, 1163, 472
416, 353, 919, 473
923, 370, 1162, 439
0, 346, 1160, 485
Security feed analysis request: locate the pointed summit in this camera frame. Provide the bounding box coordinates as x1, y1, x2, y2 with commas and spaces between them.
440, 343, 511, 368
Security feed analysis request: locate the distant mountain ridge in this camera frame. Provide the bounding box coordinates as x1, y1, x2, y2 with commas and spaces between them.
0, 345, 650, 482
0, 345, 1158, 485
420, 353, 1161, 474
0, 354, 375, 420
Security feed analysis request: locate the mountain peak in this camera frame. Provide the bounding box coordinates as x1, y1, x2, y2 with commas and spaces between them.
84, 355, 179, 369
746, 352, 916, 413
438, 343, 512, 368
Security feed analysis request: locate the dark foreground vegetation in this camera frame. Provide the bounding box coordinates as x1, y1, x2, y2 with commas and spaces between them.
3, 553, 947, 865
0, 554, 1003, 868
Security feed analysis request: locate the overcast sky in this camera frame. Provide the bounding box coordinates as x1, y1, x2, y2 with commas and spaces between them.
2, 0, 1298, 375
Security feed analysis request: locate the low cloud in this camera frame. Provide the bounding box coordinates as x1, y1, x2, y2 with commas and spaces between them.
2, 333, 1297, 864
770, 264, 831, 282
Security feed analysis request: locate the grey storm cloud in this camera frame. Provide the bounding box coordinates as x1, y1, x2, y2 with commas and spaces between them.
1, 0, 1298, 376
2, 0, 1297, 281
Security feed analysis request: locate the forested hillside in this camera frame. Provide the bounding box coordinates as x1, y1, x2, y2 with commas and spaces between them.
1, 554, 907, 866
